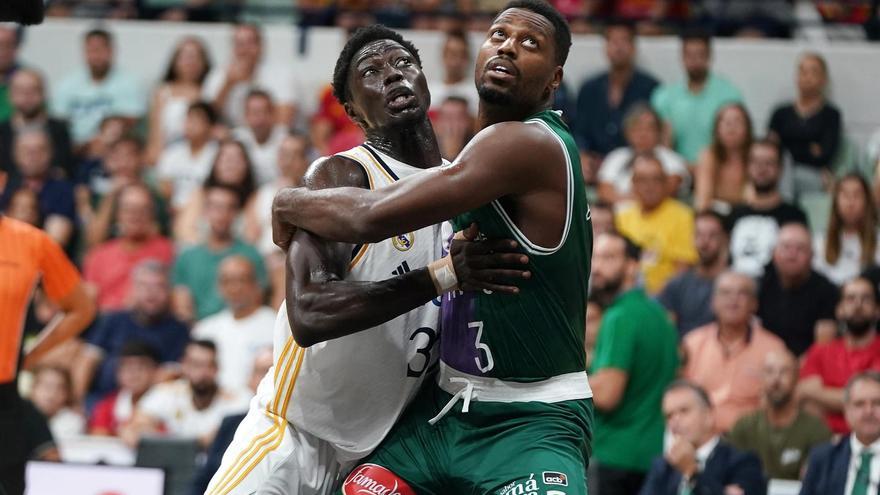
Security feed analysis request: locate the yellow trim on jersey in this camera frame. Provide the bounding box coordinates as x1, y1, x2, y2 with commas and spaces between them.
214, 346, 308, 495
273, 337, 294, 382
207, 342, 302, 495
271, 343, 299, 414
349, 244, 370, 270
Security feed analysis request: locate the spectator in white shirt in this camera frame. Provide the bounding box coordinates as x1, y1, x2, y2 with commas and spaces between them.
598, 103, 689, 204
232, 90, 288, 185
428, 29, 479, 114
29, 366, 85, 440
156, 101, 219, 210
243, 132, 310, 258
814, 173, 880, 286
202, 24, 297, 127
192, 255, 274, 393
123, 340, 249, 448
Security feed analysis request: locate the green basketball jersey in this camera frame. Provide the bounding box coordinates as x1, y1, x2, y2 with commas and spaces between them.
440, 109, 592, 382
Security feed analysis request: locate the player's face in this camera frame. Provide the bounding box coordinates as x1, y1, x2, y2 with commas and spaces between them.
475, 8, 561, 108
346, 40, 430, 130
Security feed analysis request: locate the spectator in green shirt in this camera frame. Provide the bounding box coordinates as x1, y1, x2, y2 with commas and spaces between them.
0, 25, 22, 123
172, 184, 266, 322
651, 31, 743, 164
590, 231, 681, 495
728, 349, 831, 481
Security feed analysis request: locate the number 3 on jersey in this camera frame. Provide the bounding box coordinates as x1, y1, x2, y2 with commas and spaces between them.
470, 321, 494, 373
407, 327, 438, 378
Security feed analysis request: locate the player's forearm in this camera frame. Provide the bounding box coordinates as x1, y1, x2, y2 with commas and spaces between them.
288, 268, 437, 347
274, 186, 390, 243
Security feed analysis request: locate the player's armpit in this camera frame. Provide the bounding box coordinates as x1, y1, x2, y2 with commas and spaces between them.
272, 122, 564, 244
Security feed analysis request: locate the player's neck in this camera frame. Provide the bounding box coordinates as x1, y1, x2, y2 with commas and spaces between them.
365, 120, 442, 169
478, 101, 548, 129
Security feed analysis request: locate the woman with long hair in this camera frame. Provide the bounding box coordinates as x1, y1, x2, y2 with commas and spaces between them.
173, 139, 256, 244
694, 103, 753, 212
145, 37, 212, 164
814, 173, 880, 285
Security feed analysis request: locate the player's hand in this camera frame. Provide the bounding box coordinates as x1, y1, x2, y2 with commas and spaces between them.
450, 223, 530, 295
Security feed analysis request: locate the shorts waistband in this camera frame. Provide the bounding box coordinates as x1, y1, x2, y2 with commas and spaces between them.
428, 363, 592, 425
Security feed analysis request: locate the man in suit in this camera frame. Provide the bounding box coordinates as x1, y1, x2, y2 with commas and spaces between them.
800, 371, 880, 495
640, 380, 767, 495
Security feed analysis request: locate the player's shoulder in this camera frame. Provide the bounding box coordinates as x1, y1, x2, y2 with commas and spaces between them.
302, 152, 369, 190
474, 119, 563, 160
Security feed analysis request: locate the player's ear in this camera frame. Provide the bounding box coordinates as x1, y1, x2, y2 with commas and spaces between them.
545, 66, 563, 101
343, 101, 366, 128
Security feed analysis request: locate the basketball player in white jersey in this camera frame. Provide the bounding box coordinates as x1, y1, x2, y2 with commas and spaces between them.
205, 26, 530, 495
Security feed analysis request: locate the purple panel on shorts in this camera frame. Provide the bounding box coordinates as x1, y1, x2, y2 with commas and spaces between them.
440, 289, 482, 375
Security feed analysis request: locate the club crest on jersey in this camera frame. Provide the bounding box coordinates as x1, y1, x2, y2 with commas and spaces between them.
342, 464, 416, 495
392, 232, 415, 251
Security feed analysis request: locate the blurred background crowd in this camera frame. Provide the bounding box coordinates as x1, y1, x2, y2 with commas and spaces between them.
2, 1, 880, 494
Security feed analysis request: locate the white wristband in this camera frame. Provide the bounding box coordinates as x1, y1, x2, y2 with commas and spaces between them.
428, 256, 459, 295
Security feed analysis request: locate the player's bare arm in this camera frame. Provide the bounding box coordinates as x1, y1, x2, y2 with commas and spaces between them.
286, 155, 530, 348
273, 120, 568, 249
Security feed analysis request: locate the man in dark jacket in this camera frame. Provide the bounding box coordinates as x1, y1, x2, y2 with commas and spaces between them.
800, 371, 880, 495
640, 380, 767, 495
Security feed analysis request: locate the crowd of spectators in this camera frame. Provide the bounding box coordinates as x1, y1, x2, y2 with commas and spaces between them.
577, 18, 880, 495
35, 1, 880, 41
2, 6, 880, 495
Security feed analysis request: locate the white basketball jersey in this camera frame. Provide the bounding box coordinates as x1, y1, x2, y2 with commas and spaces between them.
258, 144, 444, 462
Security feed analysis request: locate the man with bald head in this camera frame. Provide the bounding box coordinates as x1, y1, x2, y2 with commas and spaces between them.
800, 276, 880, 435
0, 128, 76, 248
683, 270, 787, 432
758, 222, 838, 356
192, 255, 274, 393
729, 350, 831, 480
615, 152, 697, 294
0, 68, 73, 177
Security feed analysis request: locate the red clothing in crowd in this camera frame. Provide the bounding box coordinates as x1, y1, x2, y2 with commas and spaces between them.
83, 236, 174, 310
800, 336, 880, 433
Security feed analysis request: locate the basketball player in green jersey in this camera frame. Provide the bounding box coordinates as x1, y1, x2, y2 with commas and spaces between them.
273, 1, 592, 493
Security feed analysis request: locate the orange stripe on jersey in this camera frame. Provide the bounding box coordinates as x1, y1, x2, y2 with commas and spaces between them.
0, 217, 81, 383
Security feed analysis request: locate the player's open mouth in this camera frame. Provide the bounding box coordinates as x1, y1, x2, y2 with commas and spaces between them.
485, 57, 518, 81
386, 87, 417, 111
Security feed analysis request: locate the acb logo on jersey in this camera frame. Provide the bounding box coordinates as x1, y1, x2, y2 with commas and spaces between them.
392, 232, 415, 251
